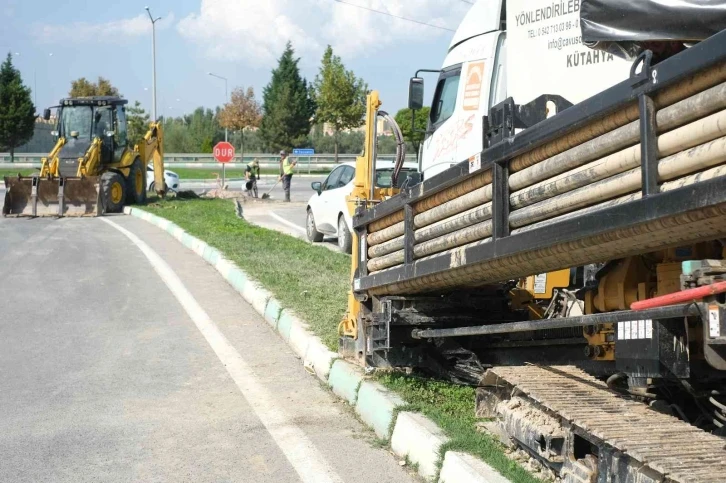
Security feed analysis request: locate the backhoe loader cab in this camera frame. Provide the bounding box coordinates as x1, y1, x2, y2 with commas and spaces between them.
3, 96, 165, 217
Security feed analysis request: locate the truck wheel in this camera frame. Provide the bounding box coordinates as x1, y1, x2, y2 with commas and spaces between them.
126, 158, 146, 205
307, 209, 324, 242
338, 215, 352, 254
102, 172, 126, 213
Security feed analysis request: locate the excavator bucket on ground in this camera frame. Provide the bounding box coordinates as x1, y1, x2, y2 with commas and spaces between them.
3, 175, 101, 217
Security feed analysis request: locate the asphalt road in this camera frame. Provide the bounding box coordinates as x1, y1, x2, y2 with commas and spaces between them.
242, 202, 344, 253
0, 215, 413, 482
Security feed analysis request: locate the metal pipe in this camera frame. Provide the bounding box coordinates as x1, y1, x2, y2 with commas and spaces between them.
510, 80, 726, 192
631, 281, 726, 310
411, 304, 701, 339
515, 163, 726, 234
510, 107, 726, 210
415, 204, 489, 244
414, 219, 492, 258
509, 61, 726, 174
509, 134, 726, 229
414, 183, 492, 228
367, 170, 491, 240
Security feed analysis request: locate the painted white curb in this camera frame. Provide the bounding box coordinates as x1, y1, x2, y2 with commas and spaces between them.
355, 381, 405, 440
124, 206, 512, 483
327, 360, 364, 405
391, 412, 451, 480
303, 339, 337, 381
439, 452, 512, 483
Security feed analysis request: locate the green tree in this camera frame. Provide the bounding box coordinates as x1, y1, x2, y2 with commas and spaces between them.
394, 106, 430, 160
219, 86, 262, 160
126, 101, 150, 148
0, 53, 35, 162
69, 76, 120, 97
260, 42, 315, 154
312, 46, 367, 162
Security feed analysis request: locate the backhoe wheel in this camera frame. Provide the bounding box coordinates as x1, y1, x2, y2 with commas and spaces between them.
126, 158, 147, 205
101, 172, 126, 214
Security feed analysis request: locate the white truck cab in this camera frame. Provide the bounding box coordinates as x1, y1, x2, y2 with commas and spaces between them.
414, 0, 632, 179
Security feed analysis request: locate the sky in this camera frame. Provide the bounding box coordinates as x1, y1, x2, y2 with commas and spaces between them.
0, 0, 473, 119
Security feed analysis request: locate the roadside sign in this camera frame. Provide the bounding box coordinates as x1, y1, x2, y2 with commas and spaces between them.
292, 148, 315, 156
213, 141, 235, 163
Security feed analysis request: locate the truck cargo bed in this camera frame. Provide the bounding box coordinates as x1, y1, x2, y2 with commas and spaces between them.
353, 28, 726, 297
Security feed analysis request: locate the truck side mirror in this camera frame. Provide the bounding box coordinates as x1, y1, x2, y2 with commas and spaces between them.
408, 77, 424, 111
43, 108, 51, 121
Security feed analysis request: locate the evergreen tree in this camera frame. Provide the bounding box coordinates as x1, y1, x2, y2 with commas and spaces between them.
312, 45, 367, 162
0, 53, 35, 162
126, 101, 150, 148
260, 42, 314, 153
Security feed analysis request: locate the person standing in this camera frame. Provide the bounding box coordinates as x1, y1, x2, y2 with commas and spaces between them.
245, 159, 260, 198
279, 151, 297, 202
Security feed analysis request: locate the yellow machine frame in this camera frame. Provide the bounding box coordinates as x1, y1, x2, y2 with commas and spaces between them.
340, 91, 399, 340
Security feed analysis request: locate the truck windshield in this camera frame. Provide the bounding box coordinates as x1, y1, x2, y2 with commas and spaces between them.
60, 106, 93, 140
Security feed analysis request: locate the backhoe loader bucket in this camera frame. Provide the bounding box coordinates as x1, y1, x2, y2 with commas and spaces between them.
3, 176, 101, 217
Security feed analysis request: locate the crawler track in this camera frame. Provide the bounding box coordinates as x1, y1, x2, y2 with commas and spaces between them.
481, 365, 726, 483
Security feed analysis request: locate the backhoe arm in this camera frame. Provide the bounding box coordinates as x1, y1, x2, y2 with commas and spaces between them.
138, 122, 166, 196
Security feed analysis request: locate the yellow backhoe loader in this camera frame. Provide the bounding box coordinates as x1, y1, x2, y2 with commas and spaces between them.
2, 96, 165, 217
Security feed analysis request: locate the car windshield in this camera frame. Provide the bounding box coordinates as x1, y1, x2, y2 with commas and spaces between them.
375, 168, 420, 188
60, 106, 93, 140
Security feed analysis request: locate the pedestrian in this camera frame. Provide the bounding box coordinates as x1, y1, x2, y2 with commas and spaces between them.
245, 158, 260, 198
279, 150, 297, 202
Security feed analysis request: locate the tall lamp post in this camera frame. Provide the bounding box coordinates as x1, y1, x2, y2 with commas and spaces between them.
207, 72, 228, 142
208, 72, 229, 186
145, 6, 161, 122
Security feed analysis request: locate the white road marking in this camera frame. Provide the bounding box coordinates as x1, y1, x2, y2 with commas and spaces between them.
101, 217, 343, 483
270, 211, 307, 234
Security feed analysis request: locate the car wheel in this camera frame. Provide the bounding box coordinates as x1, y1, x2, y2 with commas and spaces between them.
307, 210, 324, 242
338, 215, 352, 254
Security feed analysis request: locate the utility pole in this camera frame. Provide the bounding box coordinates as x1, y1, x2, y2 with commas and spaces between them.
145, 7, 161, 122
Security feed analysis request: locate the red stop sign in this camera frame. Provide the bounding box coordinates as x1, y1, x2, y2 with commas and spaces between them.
213, 141, 235, 163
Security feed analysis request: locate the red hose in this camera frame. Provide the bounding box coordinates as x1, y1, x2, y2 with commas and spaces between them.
631, 280, 726, 310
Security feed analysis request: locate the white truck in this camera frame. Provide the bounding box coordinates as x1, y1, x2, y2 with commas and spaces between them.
415, 0, 631, 179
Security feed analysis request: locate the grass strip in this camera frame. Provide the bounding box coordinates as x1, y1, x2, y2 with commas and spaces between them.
142, 197, 540, 483
377, 372, 543, 483
0, 168, 39, 177
142, 197, 349, 349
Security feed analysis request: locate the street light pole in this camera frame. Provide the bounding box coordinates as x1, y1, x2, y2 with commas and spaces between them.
207, 72, 228, 142
145, 7, 162, 122
208, 72, 229, 187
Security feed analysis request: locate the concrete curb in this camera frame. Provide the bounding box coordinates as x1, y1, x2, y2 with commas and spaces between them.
124, 206, 511, 482
439, 452, 512, 483
328, 360, 364, 405
391, 412, 450, 480
355, 380, 405, 440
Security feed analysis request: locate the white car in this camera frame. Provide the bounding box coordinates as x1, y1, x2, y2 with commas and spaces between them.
147, 164, 180, 192
306, 161, 421, 253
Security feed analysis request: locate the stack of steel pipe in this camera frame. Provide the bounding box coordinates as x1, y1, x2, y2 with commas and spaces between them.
364, 63, 726, 291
